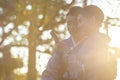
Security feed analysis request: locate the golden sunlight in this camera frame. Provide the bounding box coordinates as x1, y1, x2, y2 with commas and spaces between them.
107, 27, 120, 80
109, 27, 120, 48
10, 25, 120, 80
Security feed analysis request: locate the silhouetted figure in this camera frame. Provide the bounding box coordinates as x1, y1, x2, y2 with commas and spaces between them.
41, 5, 117, 80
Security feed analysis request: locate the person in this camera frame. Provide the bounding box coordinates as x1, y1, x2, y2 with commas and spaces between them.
78, 5, 117, 80
41, 5, 117, 80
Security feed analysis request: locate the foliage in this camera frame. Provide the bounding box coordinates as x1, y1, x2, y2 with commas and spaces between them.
1, 0, 120, 80
0, 0, 77, 53
0, 0, 77, 80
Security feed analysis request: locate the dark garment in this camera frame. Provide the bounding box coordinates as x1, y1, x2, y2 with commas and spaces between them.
41, 33, 117, 80
41, 37, 73, 80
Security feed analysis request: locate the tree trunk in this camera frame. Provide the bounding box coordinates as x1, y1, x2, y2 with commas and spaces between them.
27, 20, 37, 80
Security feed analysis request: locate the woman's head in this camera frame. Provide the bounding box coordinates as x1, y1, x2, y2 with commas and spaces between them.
66, 5, 104, 34
66, 6, 88, 36
83, 5, 104, 27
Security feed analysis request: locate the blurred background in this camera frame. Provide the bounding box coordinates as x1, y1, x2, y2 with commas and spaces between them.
0, 0, 120, 80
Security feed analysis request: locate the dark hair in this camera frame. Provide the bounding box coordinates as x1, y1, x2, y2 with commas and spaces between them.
67, 5, 104, 27
67, 6, 84, 17
83, 5, 104, 25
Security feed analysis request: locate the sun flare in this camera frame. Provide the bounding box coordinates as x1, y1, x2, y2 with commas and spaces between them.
108, 27, 120, 48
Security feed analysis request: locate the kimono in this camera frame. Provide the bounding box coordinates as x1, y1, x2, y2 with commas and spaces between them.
41, 33, 117, 80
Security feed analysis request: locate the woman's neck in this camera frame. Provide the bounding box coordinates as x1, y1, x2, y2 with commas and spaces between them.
72, 33, 87, 45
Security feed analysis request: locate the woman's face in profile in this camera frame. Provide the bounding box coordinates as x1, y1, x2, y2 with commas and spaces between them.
66, 15, 77, 34
66, 13, 89, 36
77, 14, 90, 32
